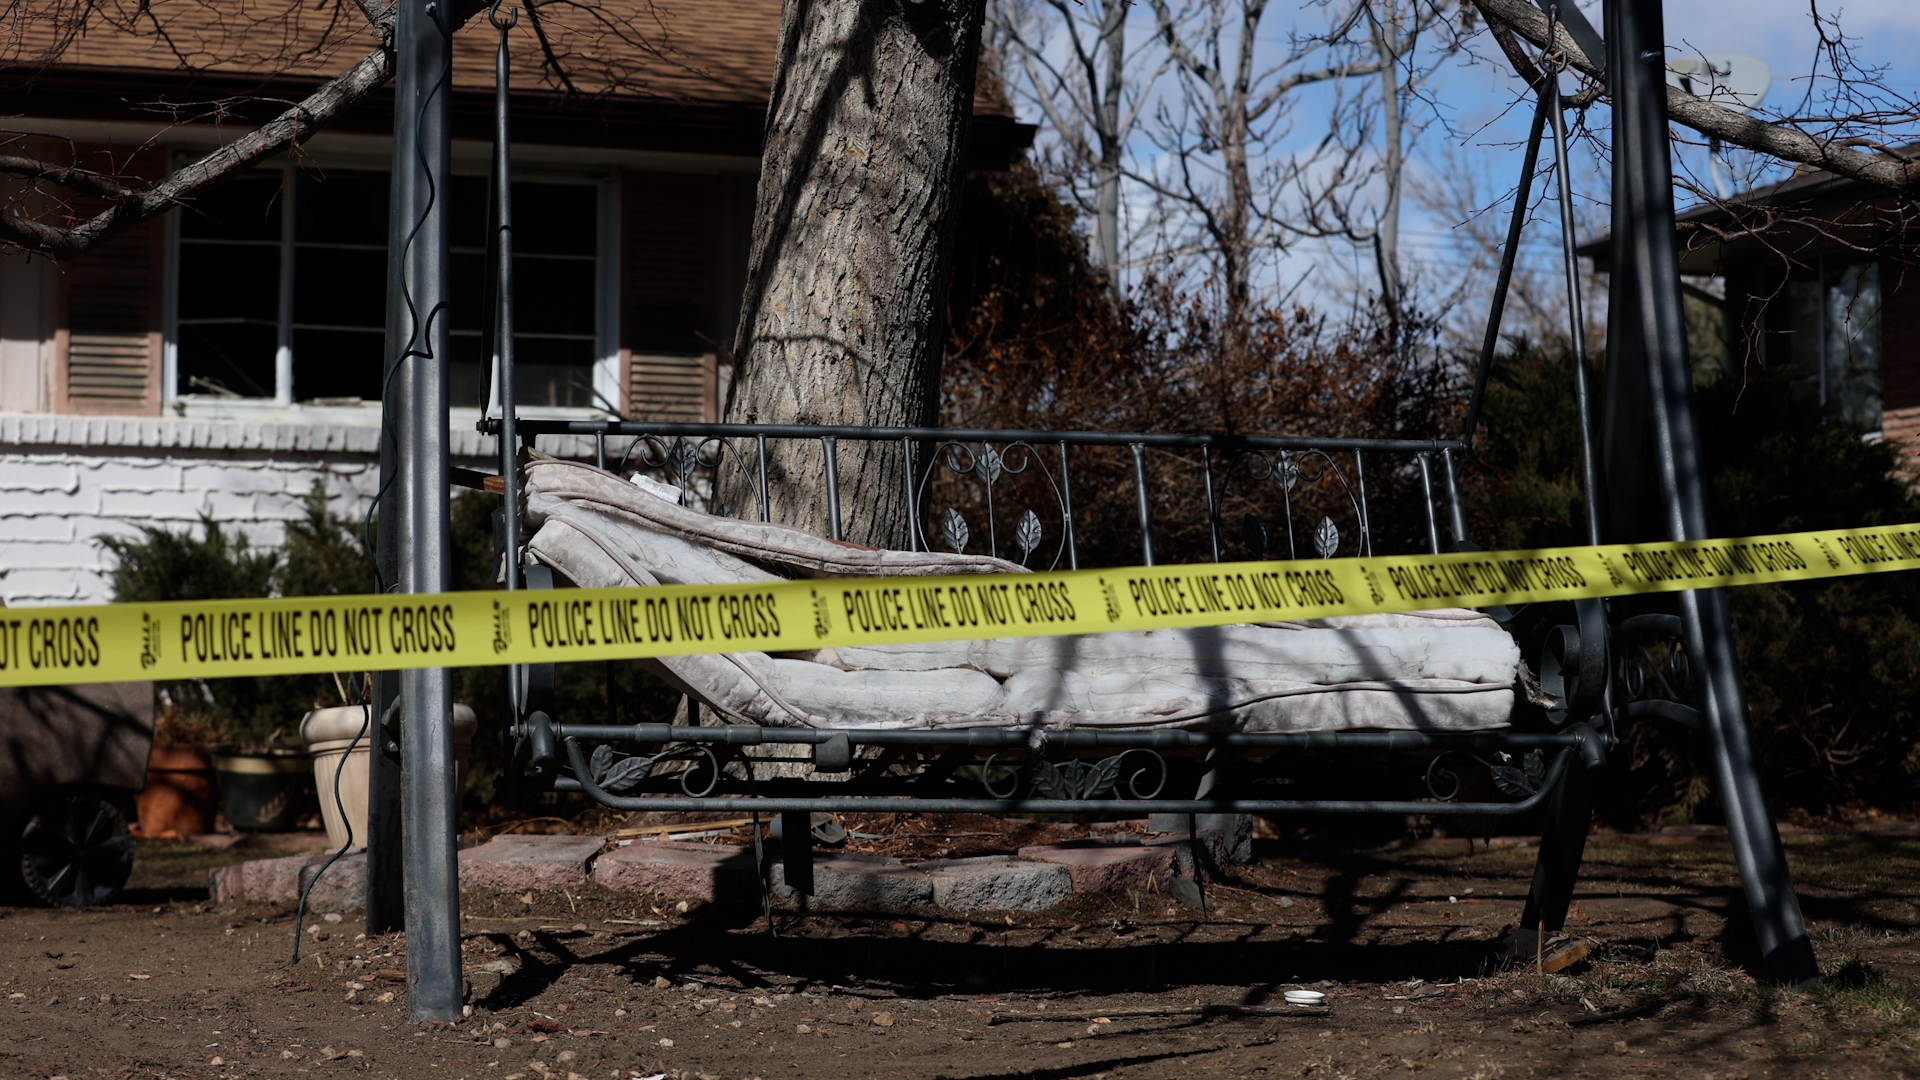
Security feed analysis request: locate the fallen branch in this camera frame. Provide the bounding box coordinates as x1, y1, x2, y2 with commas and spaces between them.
1, 0, 494, 259
1469, 0, 1920, 194
989, 1003, 1330, 1024
613, 818, 758, 838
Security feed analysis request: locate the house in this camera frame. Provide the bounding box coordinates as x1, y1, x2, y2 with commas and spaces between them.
1583, 156, 1920, 475
0, 0, 1032, 605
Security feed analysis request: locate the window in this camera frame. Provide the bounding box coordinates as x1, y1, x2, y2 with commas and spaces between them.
171, 165, 609, 409
449, 176, 603, 410
1784, 259, 1883, 431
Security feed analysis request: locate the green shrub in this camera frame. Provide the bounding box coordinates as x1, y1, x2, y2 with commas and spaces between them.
104, 482, 368, 747
1465, 347, 1920, 823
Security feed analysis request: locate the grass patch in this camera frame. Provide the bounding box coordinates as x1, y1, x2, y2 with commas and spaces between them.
1814, 957, 1920, 1028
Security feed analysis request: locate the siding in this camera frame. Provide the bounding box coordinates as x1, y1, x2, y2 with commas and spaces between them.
0, 415, 595, 606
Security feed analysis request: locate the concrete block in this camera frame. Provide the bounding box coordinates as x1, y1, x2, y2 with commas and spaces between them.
592, 840, 759, 902
769, 852, 932, 911
0, 540, 93, 568
0, 514, 77, 541
208, 850, 339, 906
0, 485, 99, 514
1016, 840, 1172, 893
297, 850, 367, 911
1, 567, 90, 604
923, 856, 1071, 911
199, 490, 263, 521
457, 834, 606, 890
97, 487, 199, 519
181, 462, 285, 495
0, 460, 79, 493
91, 459, 183, 493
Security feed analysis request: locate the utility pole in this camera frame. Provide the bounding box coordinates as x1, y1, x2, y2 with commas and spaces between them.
1603, 0, 1819, 989
379, 0, 462, 1022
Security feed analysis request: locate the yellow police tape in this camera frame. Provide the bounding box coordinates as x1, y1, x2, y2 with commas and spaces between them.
4, 522, 1919, 688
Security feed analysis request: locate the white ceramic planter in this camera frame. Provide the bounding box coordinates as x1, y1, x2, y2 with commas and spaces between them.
299, 703, 478, 849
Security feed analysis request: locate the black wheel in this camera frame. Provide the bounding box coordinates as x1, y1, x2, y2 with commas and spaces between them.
19, 793, 134, 907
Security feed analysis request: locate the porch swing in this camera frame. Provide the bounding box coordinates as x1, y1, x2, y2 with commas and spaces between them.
460, 0, 1819, 990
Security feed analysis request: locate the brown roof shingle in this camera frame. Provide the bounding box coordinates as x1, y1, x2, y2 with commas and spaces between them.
2, 0, 1007, 114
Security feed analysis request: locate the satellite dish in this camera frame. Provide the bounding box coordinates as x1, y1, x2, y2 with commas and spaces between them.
1666, 52, 1771, 112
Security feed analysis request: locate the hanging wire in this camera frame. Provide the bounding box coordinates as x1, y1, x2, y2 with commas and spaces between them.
361, 1, 457, 591
291, 700, 390, 966
307, 1, 457, 961
1460, 94, 1550, 446
1542, 3, 1607, 547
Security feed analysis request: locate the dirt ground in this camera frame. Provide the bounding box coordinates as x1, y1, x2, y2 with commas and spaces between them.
5, 827, 1920, 1080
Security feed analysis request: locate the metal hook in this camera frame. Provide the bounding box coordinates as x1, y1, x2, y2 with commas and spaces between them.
1542, 4, 1568, 76
489, 0, 518, 30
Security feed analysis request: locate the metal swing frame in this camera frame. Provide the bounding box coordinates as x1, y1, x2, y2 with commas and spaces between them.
367, 0, 1821, 1021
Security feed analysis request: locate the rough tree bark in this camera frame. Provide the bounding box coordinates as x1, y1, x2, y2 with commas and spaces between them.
724, 0, 987, 548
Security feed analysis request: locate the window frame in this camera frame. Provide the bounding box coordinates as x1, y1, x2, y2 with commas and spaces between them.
1781, 253, 1884, 434
162, 150, 621, 418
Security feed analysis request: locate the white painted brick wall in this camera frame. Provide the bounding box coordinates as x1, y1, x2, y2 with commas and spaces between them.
0, 413, 592, 607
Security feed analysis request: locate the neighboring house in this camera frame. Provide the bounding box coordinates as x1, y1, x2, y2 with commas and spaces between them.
0, 1, 1031, 605
1584, 157, 1920, 476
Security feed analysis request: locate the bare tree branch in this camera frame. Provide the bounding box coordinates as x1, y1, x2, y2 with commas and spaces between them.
0, 155, 138, 200
353, 0, 397, 43
0, 46, 394, 259
1471, 0, 1920, 193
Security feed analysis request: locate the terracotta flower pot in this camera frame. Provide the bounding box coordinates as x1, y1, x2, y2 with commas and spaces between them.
136, 744, 216, 838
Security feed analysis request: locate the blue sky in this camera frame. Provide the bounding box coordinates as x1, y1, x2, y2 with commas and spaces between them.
1006, 0, 1920, 328
1404, 0, 1920, 333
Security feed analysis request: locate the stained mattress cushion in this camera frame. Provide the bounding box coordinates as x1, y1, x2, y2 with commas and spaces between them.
520, 457, 1518, 732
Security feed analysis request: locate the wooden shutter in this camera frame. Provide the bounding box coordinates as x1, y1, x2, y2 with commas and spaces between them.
628, 352, 717, 422
57, 147, 163, 415
622, 172, 720, 421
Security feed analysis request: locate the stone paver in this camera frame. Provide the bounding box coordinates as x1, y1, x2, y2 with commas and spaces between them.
922, 855, 1070, 911
208, 848, 365, 910
457, 834, 607, 890
592, 840, 759, 902
1016, 840, 1172, 893
206, 832, 1190, 913
769, 853, 932, 911
296, 851, 366, 911
209, 850, 333, 906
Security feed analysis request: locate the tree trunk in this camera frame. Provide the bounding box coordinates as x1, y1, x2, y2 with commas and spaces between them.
1370, 0, 1406, 350
724, 0, 986, 548
1093, 0, 1127, 296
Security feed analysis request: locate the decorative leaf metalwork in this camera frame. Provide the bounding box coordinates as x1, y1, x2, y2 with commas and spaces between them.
1488, 765, 1533, 798
1488, 751, 1546, 799
942, 507, 970, 553
978, 445, 1003, 485
1273, 451, 1300, 493
1313, 515, 1339, 559
602, 756, 654, 794
1242, 513, 1267, 560
1013, 509, 1042, 562
667, 436, 699, 482
1029, 756, 1126, 800
589, 745, 656, 794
